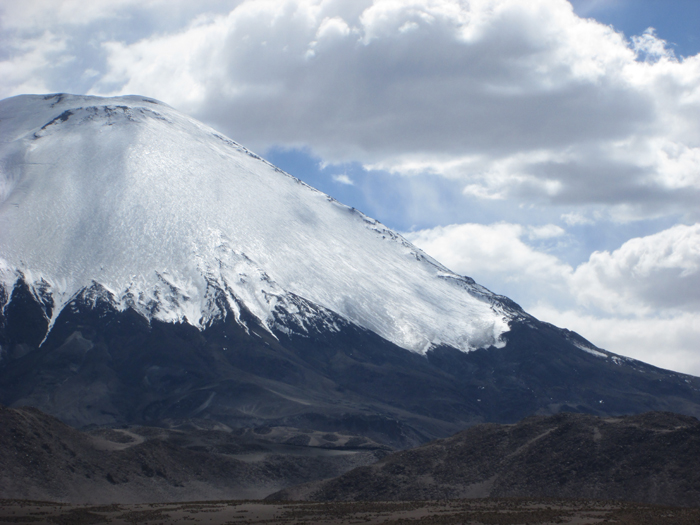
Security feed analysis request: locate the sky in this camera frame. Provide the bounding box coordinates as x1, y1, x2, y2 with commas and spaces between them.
1, 0, 699, 375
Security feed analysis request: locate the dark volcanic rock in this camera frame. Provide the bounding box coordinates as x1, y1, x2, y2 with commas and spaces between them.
0, 405, 385, 503
270, 411, 700, 507
3, 285, 700, 449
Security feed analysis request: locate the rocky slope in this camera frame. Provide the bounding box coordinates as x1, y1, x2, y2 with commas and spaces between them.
4, 282, 700, 448
271, 411, 700, 507
0, 404, 387, 503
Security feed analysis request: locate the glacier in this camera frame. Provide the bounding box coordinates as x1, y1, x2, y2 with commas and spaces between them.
0, 93, 515, 354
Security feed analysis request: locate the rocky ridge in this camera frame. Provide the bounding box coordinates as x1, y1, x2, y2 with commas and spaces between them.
271, 411, 700, 507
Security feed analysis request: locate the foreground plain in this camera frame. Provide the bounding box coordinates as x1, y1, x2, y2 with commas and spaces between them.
2, 498, 700, 524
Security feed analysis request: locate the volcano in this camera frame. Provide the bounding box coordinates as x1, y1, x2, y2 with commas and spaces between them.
1, 93, 699, 447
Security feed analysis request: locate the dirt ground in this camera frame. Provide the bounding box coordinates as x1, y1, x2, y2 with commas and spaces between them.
2, 498, 700, 525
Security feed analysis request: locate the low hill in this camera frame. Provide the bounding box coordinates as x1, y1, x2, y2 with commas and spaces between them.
0, 405, 387, 503
270, 411, 700, 507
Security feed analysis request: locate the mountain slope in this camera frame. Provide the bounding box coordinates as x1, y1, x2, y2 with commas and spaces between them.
0, 93, 511, 355
0, 404, 386, 503
270, 411, 700, 507
1, 94, 700, 446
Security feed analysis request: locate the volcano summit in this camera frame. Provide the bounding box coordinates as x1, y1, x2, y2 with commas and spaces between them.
1, 94, 699, 446
0, 94, 510, 353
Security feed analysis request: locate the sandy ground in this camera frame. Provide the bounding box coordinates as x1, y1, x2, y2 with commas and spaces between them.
2, 498, 700, 524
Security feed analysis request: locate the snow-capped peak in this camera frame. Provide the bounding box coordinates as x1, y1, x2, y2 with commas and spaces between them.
0, 93, 515, 353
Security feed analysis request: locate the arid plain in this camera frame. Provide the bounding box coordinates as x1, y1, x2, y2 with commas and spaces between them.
3, 498, 700, 525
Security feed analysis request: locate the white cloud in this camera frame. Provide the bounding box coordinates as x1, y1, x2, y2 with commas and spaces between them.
404, 222, 572, 292
407, 222, 700, 373
332, 174, 354, 185
408, 221, 700, 315
561, 211, 594, 225
0, 0, 147, 29
632, 28, 677, 63
0, 0, 237, 30
527, 224, 566, 240
316, 16, 352, 40
0, 32, 68, 99
3, 0, 699, 218
0, 0, 251, 100
571, 223, 700, 315
56, 0, 697, 221
530, 305, 700, 375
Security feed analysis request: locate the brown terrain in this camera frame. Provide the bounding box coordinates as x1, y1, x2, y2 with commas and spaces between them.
272, 411, 700, 507
2, 498, 700, 524
0, 405, 388, 503
4, 404, 700, 520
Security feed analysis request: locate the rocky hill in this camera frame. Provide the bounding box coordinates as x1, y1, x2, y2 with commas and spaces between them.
271, 411, 700, 507
0, 404, 387, 503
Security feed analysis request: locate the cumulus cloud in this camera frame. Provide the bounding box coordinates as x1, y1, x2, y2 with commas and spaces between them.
405, 222, 571, 289
67, 0, 700, 219
407, 222, 700, 372
332, 174, 354, 185
408, 221, 700, 313
0, 0, 148, 28
527, 224, 566, 240
571, 223, 700, 315
2, 0, 699, 219
0, 0, 238, 29
0, 0, 245, 99
530, 306, 700, 376
561, 211, 595, 225
0, 31, 68, 97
